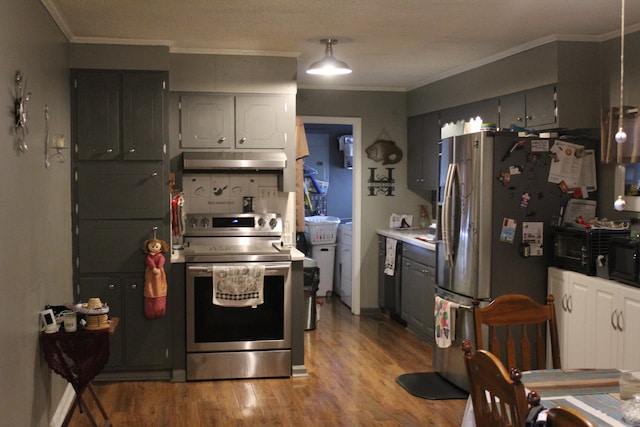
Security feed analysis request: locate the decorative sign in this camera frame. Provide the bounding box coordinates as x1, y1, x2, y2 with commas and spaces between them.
365, 129, 403, 165
367, 167, 395, 196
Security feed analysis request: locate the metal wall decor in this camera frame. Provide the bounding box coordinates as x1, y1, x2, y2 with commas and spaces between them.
365, 129, 403, 165
13, 70, 31, 152
44, 105, 67, 168
367, 167, 395, 196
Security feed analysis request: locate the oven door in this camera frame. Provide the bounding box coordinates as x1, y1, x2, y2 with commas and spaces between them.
186, 262, 292, 352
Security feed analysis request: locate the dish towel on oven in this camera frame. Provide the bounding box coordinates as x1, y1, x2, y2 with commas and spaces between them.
211, 265, 265, 308
384, 238, 397, 276
434, 296, 459, 348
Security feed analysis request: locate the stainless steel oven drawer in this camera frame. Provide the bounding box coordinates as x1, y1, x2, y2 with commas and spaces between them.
187, 350, 291, 380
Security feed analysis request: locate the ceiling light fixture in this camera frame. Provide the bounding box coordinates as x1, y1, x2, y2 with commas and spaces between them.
616, 0, 627, 144
306, 39, 352, 76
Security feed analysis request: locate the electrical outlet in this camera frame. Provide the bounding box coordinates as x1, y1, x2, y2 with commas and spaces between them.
260, 186, 278, 199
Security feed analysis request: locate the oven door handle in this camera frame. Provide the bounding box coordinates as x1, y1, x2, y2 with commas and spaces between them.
187, 262, 291, 274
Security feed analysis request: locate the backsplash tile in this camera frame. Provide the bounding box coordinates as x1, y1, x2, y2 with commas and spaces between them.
183, 172, 285, 214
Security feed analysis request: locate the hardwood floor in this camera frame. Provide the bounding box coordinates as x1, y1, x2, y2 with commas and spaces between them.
69, 296, 467, 426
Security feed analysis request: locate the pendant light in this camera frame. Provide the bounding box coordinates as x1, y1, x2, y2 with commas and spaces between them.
614, 0, 628, 211
306, 39, 352, 76
616, 0, 627, 144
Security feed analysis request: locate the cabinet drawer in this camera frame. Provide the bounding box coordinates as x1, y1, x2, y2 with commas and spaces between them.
78, 220, 167, 273
77, 162, 165, 219
402, 243, 435, 266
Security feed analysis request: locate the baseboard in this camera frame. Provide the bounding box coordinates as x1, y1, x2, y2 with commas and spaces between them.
50, 383, 74, 427
291, 364, 308, 377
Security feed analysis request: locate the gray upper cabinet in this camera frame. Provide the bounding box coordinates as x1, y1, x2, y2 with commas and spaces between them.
499, 85, 556, 129
122, 73, 166, 160
235, 95, 290, 149
74, 71, 120, 159
180, 94, 291, 149
407, 112, 440, 192
180, 94, 234, 148
73, 70, 166, 160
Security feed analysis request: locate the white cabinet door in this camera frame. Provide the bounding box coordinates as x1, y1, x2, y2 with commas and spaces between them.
547, 267, 570, 368
618, 286, 640, 370
564, 273, 593, 368
592, 280, 618, 368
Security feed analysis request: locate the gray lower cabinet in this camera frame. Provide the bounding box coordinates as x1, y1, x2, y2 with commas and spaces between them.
400, 243, 436, 342
79, 276, 170, 371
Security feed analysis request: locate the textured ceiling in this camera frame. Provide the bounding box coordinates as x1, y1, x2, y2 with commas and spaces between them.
42, 0, 640, 91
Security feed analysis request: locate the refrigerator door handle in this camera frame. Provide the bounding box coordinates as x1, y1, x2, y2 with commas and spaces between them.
442, 163, 457, 265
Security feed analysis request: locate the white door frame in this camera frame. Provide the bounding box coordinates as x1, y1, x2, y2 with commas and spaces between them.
300, 115, 362, 315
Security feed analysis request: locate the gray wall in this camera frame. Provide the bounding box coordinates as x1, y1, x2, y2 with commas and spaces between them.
0, 1, 71, 425
297, 90, 431, 310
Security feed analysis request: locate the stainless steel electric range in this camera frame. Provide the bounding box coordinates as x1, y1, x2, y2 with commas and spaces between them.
184, 213, 292, 380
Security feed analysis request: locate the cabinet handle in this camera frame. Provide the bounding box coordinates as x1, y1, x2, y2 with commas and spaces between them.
131, 284, 137, 290
611, 309, 619, 331
516, 117, 523, 122
129, 148, 136, 153
217, 137, 226, 144
561, 294, 568, 312
151, 172, 158, 177
617, 310, 624, 332
239, 137, 247, 144
108, 284, 115, 290
105, 148, 113, 153
526, 115, 533, 121
567, 294, 573, 313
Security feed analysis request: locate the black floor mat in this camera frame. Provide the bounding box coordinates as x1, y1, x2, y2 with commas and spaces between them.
396, 372, 469, 400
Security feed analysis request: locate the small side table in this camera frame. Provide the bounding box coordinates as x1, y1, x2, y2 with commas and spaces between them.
40, 318, 119, 427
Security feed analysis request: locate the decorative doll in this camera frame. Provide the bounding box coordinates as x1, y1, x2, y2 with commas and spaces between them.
142, 237, 170, 319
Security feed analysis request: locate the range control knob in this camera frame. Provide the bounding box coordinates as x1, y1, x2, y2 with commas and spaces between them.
269, 217, 278, 229
257, 217, 266, 228
189, 217, 198, 228
200, 217, 210, 228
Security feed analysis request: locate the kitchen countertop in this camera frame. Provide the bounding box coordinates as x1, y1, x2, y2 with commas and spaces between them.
377, 228, 437, 251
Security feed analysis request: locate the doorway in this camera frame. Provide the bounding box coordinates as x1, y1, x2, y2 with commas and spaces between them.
300, 116, 362, 315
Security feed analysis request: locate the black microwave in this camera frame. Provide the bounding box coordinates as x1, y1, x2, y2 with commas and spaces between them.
552, 226, 630, 276
609, 237, 640, 286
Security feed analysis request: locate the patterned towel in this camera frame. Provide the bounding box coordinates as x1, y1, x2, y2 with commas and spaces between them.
434, 296, 458, 348
212, 265, 265, 307
384, 238, 397, 276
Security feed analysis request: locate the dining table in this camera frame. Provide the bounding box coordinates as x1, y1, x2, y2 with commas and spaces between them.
460, 368, 636, 427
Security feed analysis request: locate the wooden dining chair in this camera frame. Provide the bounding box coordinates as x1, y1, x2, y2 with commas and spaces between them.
546, 405, 596, 427
473, 294, 561, 372
461, 340, 539, 427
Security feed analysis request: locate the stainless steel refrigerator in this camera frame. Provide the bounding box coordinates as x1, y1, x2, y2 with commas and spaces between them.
434, 131, 596, 391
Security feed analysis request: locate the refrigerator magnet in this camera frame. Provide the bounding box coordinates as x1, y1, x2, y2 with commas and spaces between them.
499, 218, 517, 243
498, 171, 511, 186
520, 192, 531, 208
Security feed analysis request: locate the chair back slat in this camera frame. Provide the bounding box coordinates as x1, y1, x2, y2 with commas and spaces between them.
473, 294, 561, 371
461, 340, 534, 427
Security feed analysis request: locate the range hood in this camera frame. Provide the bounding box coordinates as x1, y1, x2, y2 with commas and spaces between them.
182, 151, 287, 171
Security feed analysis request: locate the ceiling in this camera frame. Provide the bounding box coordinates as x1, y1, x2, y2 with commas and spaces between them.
41, 0, 640, 92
